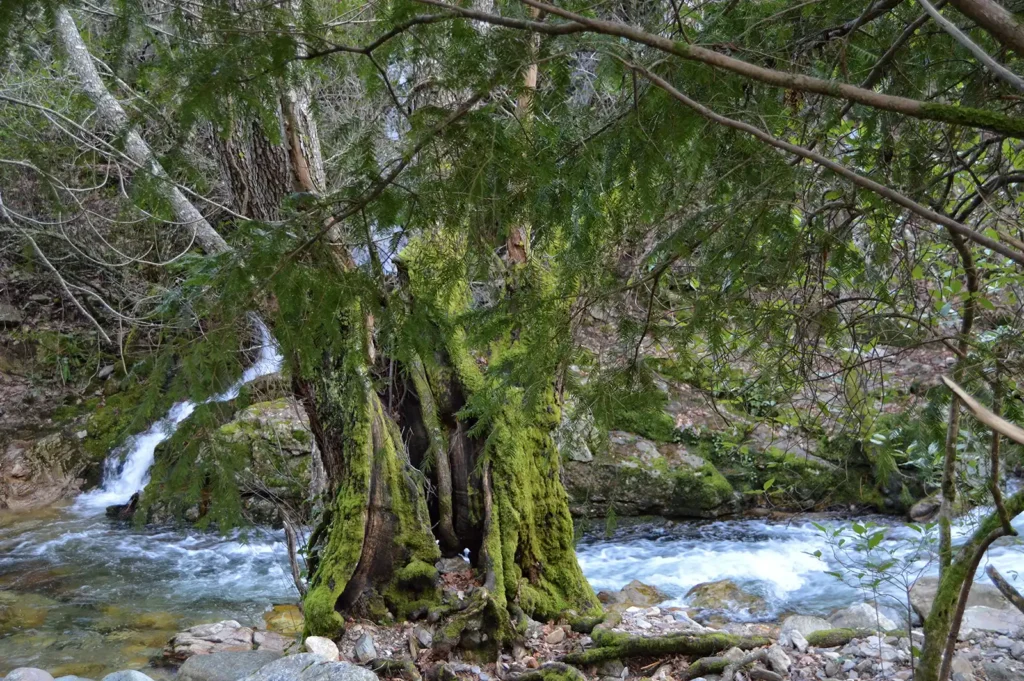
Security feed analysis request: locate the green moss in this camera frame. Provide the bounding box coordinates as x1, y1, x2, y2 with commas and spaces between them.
919, 102, 1024, 138
804, 628, 874, 647
562, 632, 770, 665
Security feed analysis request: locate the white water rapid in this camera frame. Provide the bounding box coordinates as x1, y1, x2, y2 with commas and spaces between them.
74, 322, 284, 512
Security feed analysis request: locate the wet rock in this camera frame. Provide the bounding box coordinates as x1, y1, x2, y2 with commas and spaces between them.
4, 670, 54, 681
908, 494, 941, 522
99, 673, 154, 681
354, 632, 377, 663
828, 603, 897, 631
304, 636, 340, 661
562, 431, 735, 519
263, 604, 303, 636
685, 579, 768, 615
164, 620, 255, 662
597, 579, 670, 611
300, 663, 379, 681
179, 650, 283, 681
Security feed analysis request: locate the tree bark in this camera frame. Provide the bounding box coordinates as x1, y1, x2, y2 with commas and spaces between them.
948, 0, 1024, 57
54, 6, 229, 255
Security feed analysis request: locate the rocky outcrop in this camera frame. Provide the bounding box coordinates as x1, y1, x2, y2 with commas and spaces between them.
911, 577, 1024, 634
0, 433, 86, 511
562, 431, 735, 518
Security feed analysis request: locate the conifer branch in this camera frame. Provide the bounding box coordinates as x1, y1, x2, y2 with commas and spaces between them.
621, 60, 1024, 267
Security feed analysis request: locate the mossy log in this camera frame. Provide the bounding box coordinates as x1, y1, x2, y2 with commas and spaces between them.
804, 628, 874, 647
569, 614, 605, 633
560, 631, 770, 665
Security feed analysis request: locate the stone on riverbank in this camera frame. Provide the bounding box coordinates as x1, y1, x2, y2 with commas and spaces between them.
304, 636, 340, 661
828, 602, 897, 631
179, 650, 283, 681
4, 669, 54, 681
164, 620, 255, 662
911, 577, 1024, 633
779, 615, 832, 643
99, 672, 154, 681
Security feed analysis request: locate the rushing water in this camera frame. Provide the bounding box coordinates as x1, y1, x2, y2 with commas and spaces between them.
1, 326, 1022, 674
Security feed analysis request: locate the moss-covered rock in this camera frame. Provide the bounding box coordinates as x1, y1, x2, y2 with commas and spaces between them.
562, 431, 736, 518
685, 579, 768, 616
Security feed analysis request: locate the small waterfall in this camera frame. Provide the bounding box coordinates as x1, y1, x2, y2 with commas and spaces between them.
75, 322, 284, 512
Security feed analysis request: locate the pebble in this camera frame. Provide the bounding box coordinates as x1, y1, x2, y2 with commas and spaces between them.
790, 629, 809, 653
995, 635, 1015, 649
354, 632, 377, 663
545, 627, 566, 644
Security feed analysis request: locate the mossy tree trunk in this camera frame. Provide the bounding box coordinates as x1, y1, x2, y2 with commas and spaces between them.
296, 310, 599, 639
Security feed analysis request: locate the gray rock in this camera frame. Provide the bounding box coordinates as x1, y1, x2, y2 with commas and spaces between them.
435, 557, 471, 574
165, 619, 255, 662
962, 605, 1024, 634
304, 636, 340, 661
300, 663, 378, 681
995, 635, 1015, 649
766, 645, 791, 673
414, 626, 433, 648
780, 614, 833, 639
99, 673, 154, 681
790, 629, 809, 653
0, 303, 23, 325
354, 632, 377, 663
98, 364, 115, 380
911, 577, 1017, 619
241, 654, 326, 681
598, 661, 624, 678
53, 677, 94, 681
5, 670, 54, 681
950, 654, 974, 680
180, 651, 283, 681
1011, 640, 1024, 659
828, 603, 897, 631
982, 660, 1024, 681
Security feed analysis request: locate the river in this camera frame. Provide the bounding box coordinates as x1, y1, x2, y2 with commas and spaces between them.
1, 335, 1022, 675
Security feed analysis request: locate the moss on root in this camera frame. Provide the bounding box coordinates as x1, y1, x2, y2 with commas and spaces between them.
804, 628, 874, 648
561, 632, 770, 665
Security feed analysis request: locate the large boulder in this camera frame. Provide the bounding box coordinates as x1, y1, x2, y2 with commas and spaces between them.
685, 580, 768, 616
597, 580, 670, 612
0, 433, 86, 511
163, 620, 255, 662
828, 603, 897, 631
179, 650, 283, 681
562, 431, 735, 518
779, 615, 832, 640
911, 577, 1024, 632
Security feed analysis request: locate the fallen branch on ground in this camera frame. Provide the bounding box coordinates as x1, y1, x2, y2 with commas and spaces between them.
561, 631, 770, 665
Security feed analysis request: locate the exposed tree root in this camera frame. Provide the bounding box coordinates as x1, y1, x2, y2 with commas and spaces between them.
507, 662, 588, 681
560, 631, 770, 666
367, 659, 422, 681
569, 615, 605, 633
685, 656, 727, 679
